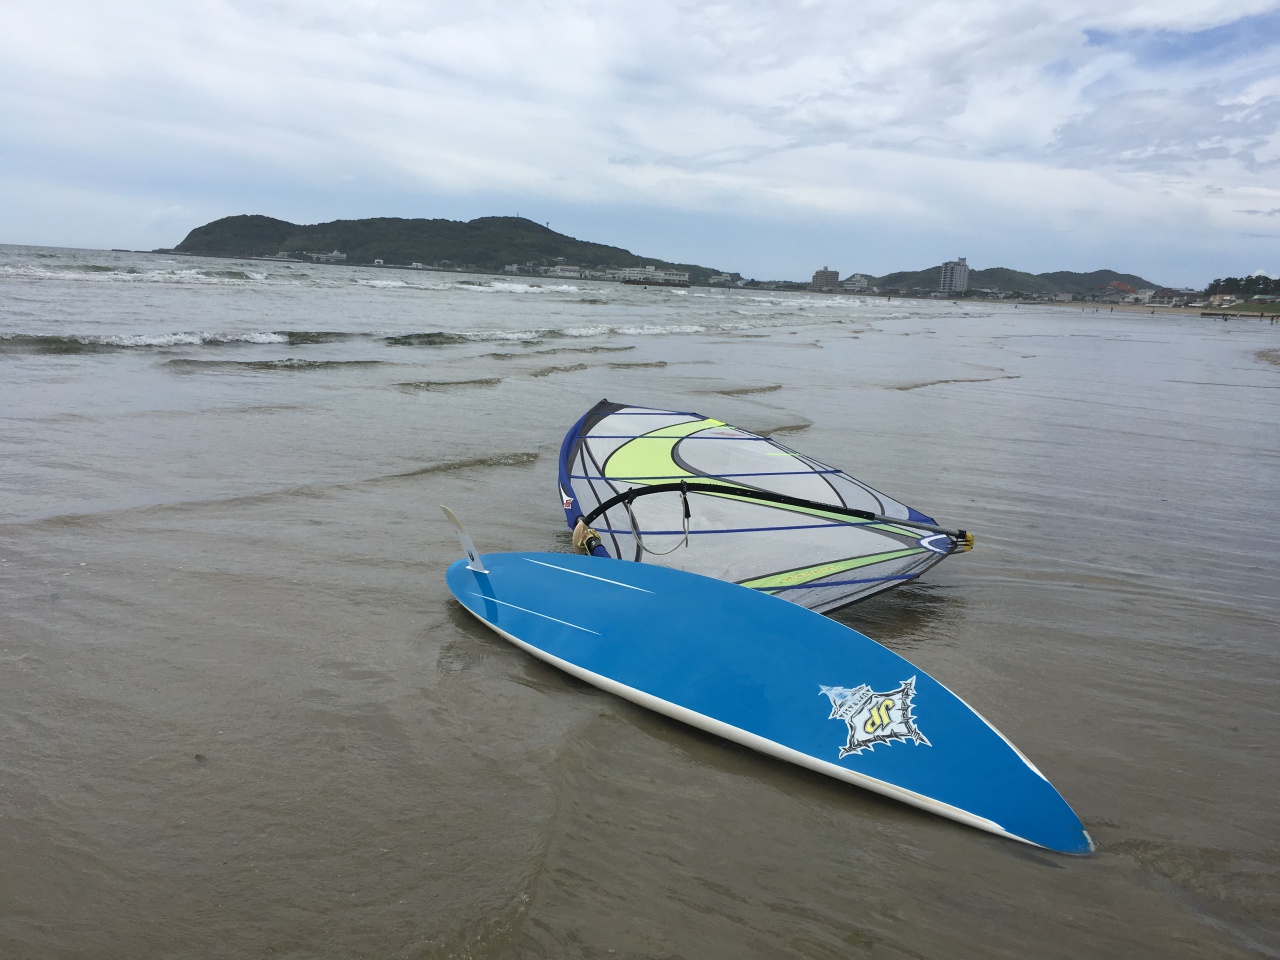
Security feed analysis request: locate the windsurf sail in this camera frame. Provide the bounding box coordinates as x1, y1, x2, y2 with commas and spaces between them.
558, 400, 972, 614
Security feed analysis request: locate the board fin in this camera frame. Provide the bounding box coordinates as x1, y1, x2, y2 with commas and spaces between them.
440, 505, 488, 573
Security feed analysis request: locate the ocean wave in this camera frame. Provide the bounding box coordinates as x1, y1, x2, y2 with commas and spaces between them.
383, 451, 539, 480
530, 363, 589, 377
711, 384, 782, 395
469, 281, 581, 294
481, 344, 636, 360
382, 330, 547, 346
275, 331, 359, 345
352, 278, 409, 288
382, 332, 479, 347
394, 378, 503, 391
203, 269, 263, 281
0, 264, 269, 284
533, 345, 634, 356
0, 308, 864, 360
891, 375, 1019, 391
165, 358, 387, 371
615, 324, 708, 336
0, 331, 292, 352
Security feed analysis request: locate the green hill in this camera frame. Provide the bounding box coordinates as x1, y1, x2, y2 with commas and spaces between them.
172, 214, 727, 282
870, 265, 1162, 296
172, 215, 1163, 294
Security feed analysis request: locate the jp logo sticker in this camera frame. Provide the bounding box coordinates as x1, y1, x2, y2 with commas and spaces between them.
820, 678, 930, 757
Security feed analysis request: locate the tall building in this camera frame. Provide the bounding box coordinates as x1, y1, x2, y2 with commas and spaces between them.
811, 266, 840, 292
939, 258, 969, 294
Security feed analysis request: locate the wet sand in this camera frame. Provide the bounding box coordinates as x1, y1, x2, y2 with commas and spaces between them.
2, 246, 1278, 958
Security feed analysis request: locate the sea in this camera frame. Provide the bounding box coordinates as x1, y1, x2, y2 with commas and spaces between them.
1, 244, 1277, 959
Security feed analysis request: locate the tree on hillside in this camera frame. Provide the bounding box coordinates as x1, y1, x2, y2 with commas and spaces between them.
1206, 275, 1278, 297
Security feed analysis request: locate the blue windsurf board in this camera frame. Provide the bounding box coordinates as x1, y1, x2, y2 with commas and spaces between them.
445, 549, 1091, 854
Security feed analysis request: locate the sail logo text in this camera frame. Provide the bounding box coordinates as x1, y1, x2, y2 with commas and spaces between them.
820, 678, 930, 757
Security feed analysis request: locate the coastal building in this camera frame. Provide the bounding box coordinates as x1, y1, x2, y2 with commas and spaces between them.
841, 273, 870, 292
548, 264, 582, 278
810, 266, 840, 292
612, 265, 690, 285
708, 273, 735, 286
1149, 288, 1199, 307
308, 250, 347, 263
939, 258, 969, 294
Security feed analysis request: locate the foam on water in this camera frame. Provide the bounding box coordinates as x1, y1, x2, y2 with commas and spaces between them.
616, 324, 708, 335
0, 331, 293, 351
0, 263, 272, 284
476, 281, 582, 294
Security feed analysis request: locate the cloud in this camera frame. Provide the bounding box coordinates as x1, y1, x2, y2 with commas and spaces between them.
1050, 89, 1280, 171
0, 0, 1277, 284
1084, 8, 1280, 65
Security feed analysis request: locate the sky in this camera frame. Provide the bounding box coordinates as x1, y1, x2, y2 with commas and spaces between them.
1, 1, 1278, 287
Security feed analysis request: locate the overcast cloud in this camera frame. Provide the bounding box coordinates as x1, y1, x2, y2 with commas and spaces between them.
1, 0, 1277, 285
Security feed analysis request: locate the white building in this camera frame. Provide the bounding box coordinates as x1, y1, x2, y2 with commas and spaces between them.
939, 257, 969, 294
1148, 288, 1199, 306
613, 265, 690, 285
810, 266, 840, 292
548, 264, 582, 278
841, 273, 870, 292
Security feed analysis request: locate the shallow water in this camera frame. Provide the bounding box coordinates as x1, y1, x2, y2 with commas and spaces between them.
2, 245, 1278, 958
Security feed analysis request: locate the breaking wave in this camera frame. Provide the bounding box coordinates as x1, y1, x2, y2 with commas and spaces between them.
0, 263, 271, 284
383, 330, 549, 346
468, 281, 582, 294
0, 331, 292, 352
276, 331, 358, 345
615, 324, 708, 336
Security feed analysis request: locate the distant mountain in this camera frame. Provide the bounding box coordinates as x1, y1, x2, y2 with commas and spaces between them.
869, 265, 1163, 296
172, 216, 1163, 294
172, 214, 728, 282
